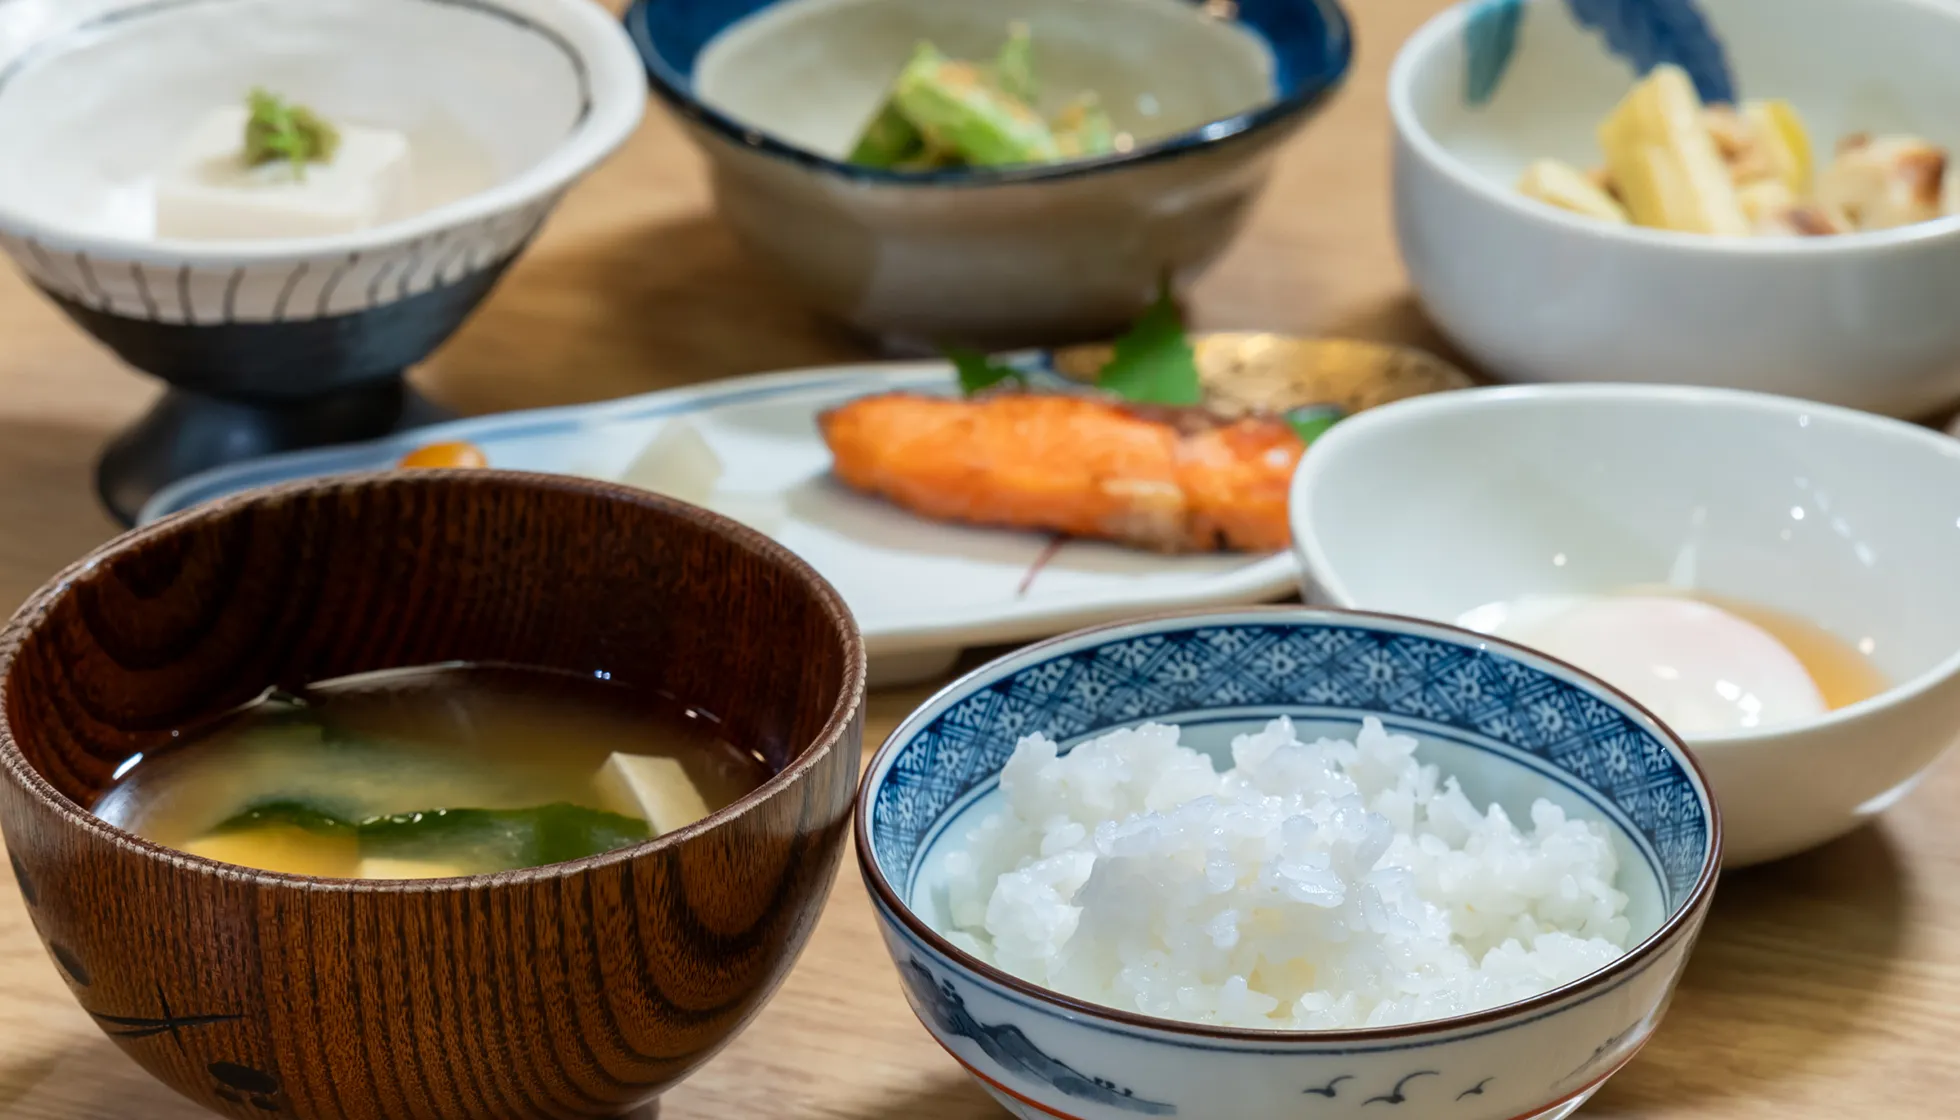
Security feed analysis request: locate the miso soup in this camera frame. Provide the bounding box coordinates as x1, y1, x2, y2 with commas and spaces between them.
93, 664, 771, 879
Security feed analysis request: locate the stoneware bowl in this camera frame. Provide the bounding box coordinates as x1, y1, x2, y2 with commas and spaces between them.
0, 471, 866, 1120
857, 607, 1721, 1120
1291, 383, 1960, 867
626, 0, 1352, 353
0, 0, 646, 524
1390, 0, 1960, 418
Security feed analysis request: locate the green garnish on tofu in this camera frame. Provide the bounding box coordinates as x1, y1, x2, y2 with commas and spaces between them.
243, 88, 340, 176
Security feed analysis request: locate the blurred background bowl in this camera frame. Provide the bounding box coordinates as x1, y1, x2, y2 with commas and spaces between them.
1292, 383, 1960, 866
858, 607, 1718, 1120
0, 471, 865, 1120
0, 0, 647, 524
628, 0, 1353, 353
1389, 0, 1960, 419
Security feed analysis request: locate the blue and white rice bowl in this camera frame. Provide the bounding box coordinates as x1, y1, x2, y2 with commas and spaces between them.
856, 608, 1721, 1120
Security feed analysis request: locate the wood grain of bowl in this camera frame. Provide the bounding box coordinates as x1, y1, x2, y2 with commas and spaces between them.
0, 470, 866, 1120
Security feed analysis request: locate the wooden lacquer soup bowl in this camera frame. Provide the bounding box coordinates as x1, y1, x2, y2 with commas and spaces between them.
0, 471, 866, 1120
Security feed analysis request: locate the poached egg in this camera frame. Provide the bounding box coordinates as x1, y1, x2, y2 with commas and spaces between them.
1457, 593, 1827, 736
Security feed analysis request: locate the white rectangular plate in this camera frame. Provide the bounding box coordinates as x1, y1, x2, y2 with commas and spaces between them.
141, 361, 1299, 685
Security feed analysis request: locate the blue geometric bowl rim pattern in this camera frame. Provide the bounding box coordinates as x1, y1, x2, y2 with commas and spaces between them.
623, 0, 1356, 187
854, 605, 1722, 1042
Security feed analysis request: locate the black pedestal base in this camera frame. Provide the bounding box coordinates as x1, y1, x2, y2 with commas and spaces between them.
96, 376, 449, 526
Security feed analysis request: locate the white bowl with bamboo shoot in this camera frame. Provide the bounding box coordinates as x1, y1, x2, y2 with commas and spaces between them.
1389, 0, 1960, 419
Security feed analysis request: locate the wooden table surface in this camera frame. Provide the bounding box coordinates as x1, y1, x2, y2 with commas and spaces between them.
3, 1, 1958, 1116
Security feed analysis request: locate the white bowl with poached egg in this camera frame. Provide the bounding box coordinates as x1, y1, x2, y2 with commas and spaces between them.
1289, 383, 1960, 867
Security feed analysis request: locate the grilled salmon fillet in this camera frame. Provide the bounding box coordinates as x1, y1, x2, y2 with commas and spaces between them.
817, 392, 1304, 553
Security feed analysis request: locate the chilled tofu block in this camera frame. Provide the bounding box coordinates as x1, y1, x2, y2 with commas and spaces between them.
155, 106, 412, 240
358, 857, 466, 880
594, 753, 712, 836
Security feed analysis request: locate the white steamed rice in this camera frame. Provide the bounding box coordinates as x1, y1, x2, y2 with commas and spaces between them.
938, 717, 1632, 1030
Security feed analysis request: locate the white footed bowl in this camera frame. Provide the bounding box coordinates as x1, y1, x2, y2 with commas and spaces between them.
0, 0, 643, 321
1292, 384, 1960, 866
0, 0, 646, 520
1390, 0, 1960, 418
859, 608, 1720, 1120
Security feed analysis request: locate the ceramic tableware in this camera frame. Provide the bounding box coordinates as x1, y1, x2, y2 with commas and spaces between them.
1390, 0, 1960, 418
626, 0, 1353, 352
138, 363, 1292, 688
0, 471, 865, 1120
140, 338, 1470, 687
0, 0, 647, 523
858, 607, 1721, 1120
1292, 383, 1960, 866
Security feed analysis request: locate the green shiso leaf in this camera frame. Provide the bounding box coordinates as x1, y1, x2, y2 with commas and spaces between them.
1284, 406, 1344, 445
948, 348, 1028, 395
1094, 281, 1202, 406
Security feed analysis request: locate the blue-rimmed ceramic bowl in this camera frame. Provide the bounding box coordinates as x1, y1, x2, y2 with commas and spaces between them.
856, 607, 1721, 1120
626, 0, 1352, 351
